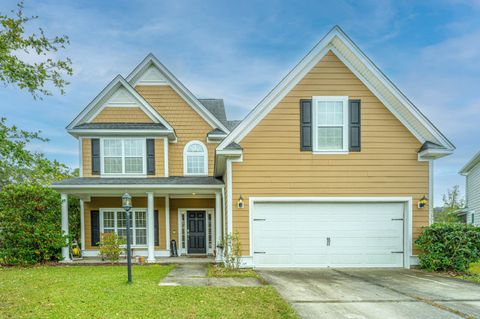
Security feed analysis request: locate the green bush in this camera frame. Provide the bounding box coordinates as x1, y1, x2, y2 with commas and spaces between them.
415, 223, 480, 272
98, 232, 125, 263
0, 183, 76, 265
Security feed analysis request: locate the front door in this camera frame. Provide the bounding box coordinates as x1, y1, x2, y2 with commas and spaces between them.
187, 211, 206, 254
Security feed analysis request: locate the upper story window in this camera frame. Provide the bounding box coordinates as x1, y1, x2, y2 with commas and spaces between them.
312, 96, 348, 152
184, 141, 208, 176
102, 138, 146, 175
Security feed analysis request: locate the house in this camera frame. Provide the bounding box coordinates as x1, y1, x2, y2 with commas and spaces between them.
52, 26, 454, 268
458, 152, 480, 226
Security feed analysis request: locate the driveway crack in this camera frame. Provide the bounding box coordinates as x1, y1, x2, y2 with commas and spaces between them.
332, 269, 476, 319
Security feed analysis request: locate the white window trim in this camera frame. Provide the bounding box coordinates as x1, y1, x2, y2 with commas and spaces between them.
312, 96, 349, 154
183, 140, 208, 176
100, 138, 147, 177
99, 208, 148, 248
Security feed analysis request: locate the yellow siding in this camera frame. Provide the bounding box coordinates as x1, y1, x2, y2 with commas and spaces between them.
82, 138, 92, 177
91, 107, 153, 123
135, 85, 215, 176
154, 138, 165, 177
231, 51, 429, 255
83, 196, 166, 250
81, 137, 166, 177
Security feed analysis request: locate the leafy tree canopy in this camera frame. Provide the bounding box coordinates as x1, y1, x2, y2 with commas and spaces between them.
0, 1, 72, 98
0, 117, 76, 187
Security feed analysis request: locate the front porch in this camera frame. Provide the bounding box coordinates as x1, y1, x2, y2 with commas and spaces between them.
52, 177, 225, 263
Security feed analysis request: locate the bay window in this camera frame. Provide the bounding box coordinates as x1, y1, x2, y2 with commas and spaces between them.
102, 138, 146, 175
312, 96, 348, 152
100, 209, 147, 246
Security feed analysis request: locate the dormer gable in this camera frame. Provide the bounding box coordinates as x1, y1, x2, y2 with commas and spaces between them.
67, 75, 176, 140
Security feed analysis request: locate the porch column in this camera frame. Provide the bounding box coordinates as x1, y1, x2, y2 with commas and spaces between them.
215, 191, 222, 261
80, 199, 85, 252
165, 195, 170, 252
61, 193, 71, 262
147, 192, 155, 263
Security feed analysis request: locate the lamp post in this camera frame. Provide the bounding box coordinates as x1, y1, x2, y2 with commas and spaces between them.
122, 193, 133, 283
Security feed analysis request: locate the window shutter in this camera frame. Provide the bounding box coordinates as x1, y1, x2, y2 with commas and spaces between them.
154, 210, 159, 246
91, 210, 100, 246
147, 139, 155, 175
91, 139, 100, 175
300, 99, 312, 151
349, 99, 361, 152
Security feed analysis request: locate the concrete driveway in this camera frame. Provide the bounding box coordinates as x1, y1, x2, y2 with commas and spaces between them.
259, 269, 480, 319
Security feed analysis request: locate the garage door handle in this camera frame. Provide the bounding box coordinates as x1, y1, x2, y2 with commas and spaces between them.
254, 219, 266, 221
391, 251, 404, 254
391, 218, 403, 221
254, 251, 266, 254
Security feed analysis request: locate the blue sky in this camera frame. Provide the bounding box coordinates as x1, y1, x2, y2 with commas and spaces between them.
1, 0, 479, 206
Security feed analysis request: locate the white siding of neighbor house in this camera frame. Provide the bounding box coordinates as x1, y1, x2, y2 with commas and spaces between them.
466, 162, 480, 226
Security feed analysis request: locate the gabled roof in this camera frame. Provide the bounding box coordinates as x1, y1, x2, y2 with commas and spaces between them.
459, 151, 480, 175
126, 54, 230, 133
217, 26, 455, 155
66, 75, 174, 134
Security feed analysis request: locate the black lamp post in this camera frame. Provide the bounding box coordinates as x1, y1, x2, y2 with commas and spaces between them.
122, 192, 133, 283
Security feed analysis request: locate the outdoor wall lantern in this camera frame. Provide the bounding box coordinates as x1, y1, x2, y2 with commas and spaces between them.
237, 195, 244, 209
418, 195, 428, 209
122, 192, 133, 283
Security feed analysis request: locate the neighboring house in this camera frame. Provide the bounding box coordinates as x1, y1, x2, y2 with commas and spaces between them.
52, 26, 454, 269
458, 152, 480, 226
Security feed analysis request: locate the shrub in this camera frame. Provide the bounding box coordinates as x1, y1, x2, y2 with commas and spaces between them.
0, 183, 68, 265
98, 232, 125, 263
415, 223, 480, 272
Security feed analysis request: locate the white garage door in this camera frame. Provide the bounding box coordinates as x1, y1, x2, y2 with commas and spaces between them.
252, 202, 405, 268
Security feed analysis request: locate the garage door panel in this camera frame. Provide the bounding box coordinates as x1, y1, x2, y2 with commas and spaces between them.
252, 201, 404, 268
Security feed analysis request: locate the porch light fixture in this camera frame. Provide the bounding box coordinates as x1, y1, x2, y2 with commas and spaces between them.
237, 195, 244, 209
418, 195, 428, 209
122, 192, 133, 283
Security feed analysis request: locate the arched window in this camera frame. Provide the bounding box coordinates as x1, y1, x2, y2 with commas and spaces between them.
184, 141, 208, 176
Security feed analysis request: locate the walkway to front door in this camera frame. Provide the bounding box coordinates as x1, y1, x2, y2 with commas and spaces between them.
187, 211, 206, 254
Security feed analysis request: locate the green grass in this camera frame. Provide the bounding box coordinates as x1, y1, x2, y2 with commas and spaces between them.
0, 265, 297, 319
462, 261, 480, 283
207, 263, 261, 279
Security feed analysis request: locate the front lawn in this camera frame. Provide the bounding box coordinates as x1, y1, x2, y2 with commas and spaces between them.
0, 265, 297, 319
462, 261, 480, 283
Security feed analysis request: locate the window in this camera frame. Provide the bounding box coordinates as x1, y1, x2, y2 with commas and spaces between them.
312, 96, 348, 152
184, 141, 208, 175
102, 138, 146, 175
100, 209, 147, 246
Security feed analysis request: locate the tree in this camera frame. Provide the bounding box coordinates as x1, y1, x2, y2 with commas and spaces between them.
434, 185, 465, 223
0, 1, 72, 98
0, 117, 75, 188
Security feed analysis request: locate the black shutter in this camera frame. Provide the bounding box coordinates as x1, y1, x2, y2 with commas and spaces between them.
91, 210, 100, 246
349, 99, 361, 152
146, 139, 155, 175
91, 139, 100, 175
154, 210, 159, 246
300, 99, 312, 151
